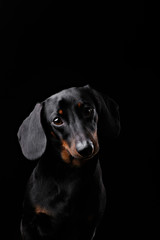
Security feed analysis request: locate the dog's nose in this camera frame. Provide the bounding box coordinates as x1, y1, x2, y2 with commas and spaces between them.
76, 140, 94, 157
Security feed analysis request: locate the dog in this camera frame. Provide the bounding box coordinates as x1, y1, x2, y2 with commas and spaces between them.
17, 85, 120, 240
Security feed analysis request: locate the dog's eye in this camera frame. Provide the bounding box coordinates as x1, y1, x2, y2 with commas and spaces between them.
52, 117, 63, 125
83, 107, 94, 118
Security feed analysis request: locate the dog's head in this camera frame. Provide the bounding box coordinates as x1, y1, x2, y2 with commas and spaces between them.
17, 85, 120, 166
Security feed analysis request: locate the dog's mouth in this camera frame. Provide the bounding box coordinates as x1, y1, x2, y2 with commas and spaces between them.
61, 139, 99, 167
71, 149, 99, 167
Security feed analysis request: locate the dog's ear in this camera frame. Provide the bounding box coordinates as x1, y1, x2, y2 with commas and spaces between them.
100, 95, 121, 138
86, 86, 121, 138
17, 103, 47, 160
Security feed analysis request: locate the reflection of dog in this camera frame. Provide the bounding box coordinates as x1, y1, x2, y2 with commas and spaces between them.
18, 85, 120, 240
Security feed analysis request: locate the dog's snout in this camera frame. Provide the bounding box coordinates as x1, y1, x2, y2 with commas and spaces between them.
76, 140, 94, 157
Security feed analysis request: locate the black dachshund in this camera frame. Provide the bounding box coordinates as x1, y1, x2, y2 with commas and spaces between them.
18, 85, 120, 240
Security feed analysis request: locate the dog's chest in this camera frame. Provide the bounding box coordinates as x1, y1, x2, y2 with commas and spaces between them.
29, 169, 101, 220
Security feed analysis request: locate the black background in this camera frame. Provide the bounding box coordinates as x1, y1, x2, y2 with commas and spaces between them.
0, 1, 159, 239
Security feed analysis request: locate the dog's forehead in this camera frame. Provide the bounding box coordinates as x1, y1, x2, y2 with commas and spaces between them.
44, 87, 92, 113
52, 88, 82, 102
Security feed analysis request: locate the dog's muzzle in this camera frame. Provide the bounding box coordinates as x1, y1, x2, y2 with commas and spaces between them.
75, 140, 94, 158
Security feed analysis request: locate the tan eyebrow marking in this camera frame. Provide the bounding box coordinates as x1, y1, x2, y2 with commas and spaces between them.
77, 102, 82, 107
58, 109, 63, 115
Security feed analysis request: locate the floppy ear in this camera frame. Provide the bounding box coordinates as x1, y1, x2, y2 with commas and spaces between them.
17, 103, 47, 160
86, 86, 120, 138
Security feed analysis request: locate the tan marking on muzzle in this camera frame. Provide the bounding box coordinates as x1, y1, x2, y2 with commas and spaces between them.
61, 140, 81, 159
92, 130, 99, 152
61, 148, 71, 164
61, 131, 99, 167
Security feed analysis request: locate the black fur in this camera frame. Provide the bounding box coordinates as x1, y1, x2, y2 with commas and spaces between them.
18, 85, 120, 240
